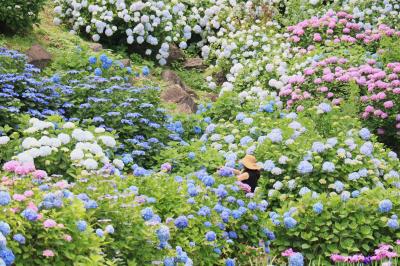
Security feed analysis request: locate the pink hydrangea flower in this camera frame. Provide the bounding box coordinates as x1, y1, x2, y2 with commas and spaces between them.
33, 170, 47, 179
282, 248, 295, 257
161, 163, 172, 172
43, 219, 57, 228
43, 250, 55, 257
2, 161, 20, 172
24, 190, 34, 197
27, 202, 38, 212
13, 194, 26, 202
64, 234, 73, 242
383, 101, 394, 109
236, 181, 251, 193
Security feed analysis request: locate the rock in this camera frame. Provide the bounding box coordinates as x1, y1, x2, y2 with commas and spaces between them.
90, 43, 103, 52
167, 43, 185, 64
26, 44, 52, 69
206, 93, 218, 102
161, 70, 199, 99
184, 58, 206, 70
177, 95, 197, 113
213, 71, 227, 85
120, 59, 131, 67
161, 70, 185, 88
161, 84, 197, 113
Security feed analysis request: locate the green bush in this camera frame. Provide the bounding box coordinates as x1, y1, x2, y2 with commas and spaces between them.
271, 187, 400, 264
0, 0, 46, 33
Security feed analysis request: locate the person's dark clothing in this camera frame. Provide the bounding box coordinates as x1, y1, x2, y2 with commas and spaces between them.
241, 169, 260, 192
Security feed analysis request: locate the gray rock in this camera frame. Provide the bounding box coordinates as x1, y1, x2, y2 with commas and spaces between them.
167, 43, 185, 64
90, 43, 103, 52
213, 71, 227, 85
26, 44, 52, 69
120, 59, 131, 67
184, 57, 206, 70
161, 84, 197, 113
206, 93, 218, 102
162, 70, 185, 88
161, 70, 198, 99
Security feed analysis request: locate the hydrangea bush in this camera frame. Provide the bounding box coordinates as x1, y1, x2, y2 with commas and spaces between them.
0, 0, 46, 32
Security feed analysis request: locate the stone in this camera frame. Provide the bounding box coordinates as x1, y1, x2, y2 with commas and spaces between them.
177, 96, 197, 113
213, 71, 227, 85
26, 44, 52, 69
161, 70, 185, 88
183, 58, 205, 70
167, 43, 185, 64
161, 70, 199, 100
90, 43, 103, 52
161, 84, 197, 113
120, 59, 131, 67
205, 93, 218, 102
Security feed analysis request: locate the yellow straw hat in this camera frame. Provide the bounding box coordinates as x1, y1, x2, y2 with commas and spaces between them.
240, 155, 261, 170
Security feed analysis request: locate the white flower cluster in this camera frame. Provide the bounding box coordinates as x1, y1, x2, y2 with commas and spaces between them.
53, 0, 270, 65
15, 119, 122, 171
0, 136, 10, 145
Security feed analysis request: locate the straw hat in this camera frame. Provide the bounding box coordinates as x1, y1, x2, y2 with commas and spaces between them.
240, 155, 261, 170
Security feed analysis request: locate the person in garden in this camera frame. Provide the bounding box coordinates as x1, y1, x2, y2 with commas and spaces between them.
232, 155, 262, 193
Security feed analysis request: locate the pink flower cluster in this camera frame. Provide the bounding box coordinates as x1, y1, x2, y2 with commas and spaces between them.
2, 160, 48, 178
282, 248, 295, 257
287, 10, 400, 46
331, 244, 397, 263
279, 55, 400, 135
236, 181, 251, 193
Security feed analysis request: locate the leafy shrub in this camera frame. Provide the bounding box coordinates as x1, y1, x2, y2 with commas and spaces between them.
0, 48, 169, 168
53, 0, 271, 65
0, 0, 46, 32
0, 169, 106, 265
271, 187, 400, 263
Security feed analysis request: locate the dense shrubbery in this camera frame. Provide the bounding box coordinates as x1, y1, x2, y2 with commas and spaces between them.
2, 0, 400, 265
272, 187, 400, 263
0, 0, 46, 32
0, 48, 170, 168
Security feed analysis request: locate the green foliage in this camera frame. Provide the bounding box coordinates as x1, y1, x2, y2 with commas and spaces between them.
271, 188, 400, 263
0, 0, 46, 33
1, 172, 106, 266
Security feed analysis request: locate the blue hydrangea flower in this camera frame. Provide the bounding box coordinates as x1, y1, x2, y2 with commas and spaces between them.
387, 217, 399, 229
322, 162, 335, 173
174, 216, 188, 229
0, 248, 15, 266
289, 252, 304, 266
76, 220, 87, 232
284, 217, 297, 229
13, 234, 25, 244
96, 229, 104, 237
94, 68, 102, 76
0, 192, 11, 206
0, 222, 10, 236
142, 66, 150, 76
313, 202, 323, 214
351, 190, 360, 198
88, 56, 97, 64
105, 225, 114, 234
164, 257, 175, 266
379, 199, 393, 213
359, 128, 371, 140
157, 225, 170, 244
0, 233, 6, 249
334, 181, 344, 193
225, 258, 235, 266
205, 231, 216, 241
297, 161, 313, 174
141, 207, 154, 221
188, 152, 195, 160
